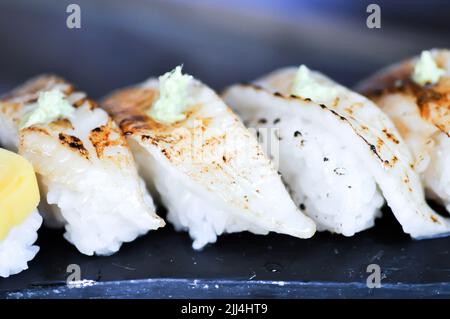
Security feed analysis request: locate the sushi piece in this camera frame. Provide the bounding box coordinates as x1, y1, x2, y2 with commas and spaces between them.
0, 148, 41, 278
223, 65, 450, 238
102, 66, 315, 249
0, 75, 164, 256
358, 49, 450, 214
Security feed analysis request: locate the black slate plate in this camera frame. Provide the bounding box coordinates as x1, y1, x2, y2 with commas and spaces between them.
1, 0, 450, 298
1, 210, 450, 298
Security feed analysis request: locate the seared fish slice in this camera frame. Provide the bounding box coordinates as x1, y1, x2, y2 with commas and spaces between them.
223, 66, 450, 239
358, 49, 450, 214
102, 74, 315, 249
0, 75, 164, 256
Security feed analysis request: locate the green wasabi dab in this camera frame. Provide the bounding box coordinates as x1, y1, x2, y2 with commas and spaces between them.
291, 65, 336, 104
20, 90, 75, 129
148, 65, 193, 124
412, 50, 445, 86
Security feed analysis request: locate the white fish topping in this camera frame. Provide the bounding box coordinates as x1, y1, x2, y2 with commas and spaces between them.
224, 66, 450, 239
102, 75, 316, 249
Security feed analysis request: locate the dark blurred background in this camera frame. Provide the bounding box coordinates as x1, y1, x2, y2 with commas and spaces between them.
1, 0, 449, 98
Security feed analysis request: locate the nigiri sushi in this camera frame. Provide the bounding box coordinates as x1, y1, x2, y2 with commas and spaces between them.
0, 148, 41, 278
102, 66, 315, 249
358, 49, 450, 214
223, 65, 450, 239
0, 75, 164, 256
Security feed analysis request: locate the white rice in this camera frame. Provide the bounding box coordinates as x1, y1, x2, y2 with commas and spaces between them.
0, 210, 42, 278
